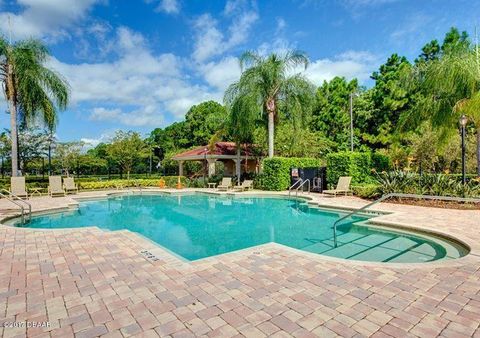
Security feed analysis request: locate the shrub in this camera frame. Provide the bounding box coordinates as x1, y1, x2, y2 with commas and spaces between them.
326, 152, 372, 186
376, 171, 480, 198
256, 157, 324, 191
371, 153, 392, 172
352, 183, 381, 199
77, 176, 189, 190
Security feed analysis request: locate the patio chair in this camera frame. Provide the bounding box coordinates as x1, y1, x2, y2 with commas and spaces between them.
217, 177, 232, 191
63, 177, 79, 194
48, 176, 66, 197
10, 177, 28, 199
323, 176, 352, 197
233, 180, 253, 192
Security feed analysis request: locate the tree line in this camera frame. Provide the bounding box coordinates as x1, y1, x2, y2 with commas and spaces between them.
1, 27, 479, 178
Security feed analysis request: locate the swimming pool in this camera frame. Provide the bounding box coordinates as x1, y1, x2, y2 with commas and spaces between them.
16, 193, 468, 262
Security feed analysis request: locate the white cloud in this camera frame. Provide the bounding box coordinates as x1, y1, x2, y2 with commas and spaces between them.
74, 20, 114, 60
276, 17, 287, 31
90, 108, 122, 121
146, 0, 180, 14
200, 57, 241, 91
0, 0, 104, 41
341, 0, 400, 5
159, 0, 180, 14
192, 14, 224, 62
390, 12, 432, 44
47, 27, 220, 127
81, 130, 117, 147
89, 106, 163, 127
257, 36, 294, 57
192, 2, 258, 62
305, 51, 379, 84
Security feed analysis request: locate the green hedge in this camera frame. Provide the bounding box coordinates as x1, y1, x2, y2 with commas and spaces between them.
326, 152, 372, 185
371, 153, 392, 172
256, 157, 324, 191
78, 177, 188, 190
0, 176, 190, 191
326, 151, 393, 186
352, 183, 381, 199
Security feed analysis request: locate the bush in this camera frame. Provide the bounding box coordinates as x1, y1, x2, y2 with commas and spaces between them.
352, 183, 381, 199
376, 171, 480, 198
371, 153, 392, 172
256, 157, 324, 191
69, 176, 190, 190
326, 152, 372, 186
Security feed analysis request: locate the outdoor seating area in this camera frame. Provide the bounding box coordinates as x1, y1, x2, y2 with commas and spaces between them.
323, 176, 353, 196
0, 189, 478, 337
5, 176, 80, 199
0, 1, 479, 337
9, 176, 28, 199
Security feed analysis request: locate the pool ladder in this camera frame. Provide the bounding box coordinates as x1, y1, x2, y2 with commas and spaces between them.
288, 179, 311, 198
332, 193, 480, 248
0, 189, 32, 224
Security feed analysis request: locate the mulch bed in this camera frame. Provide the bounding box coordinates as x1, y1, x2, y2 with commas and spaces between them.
384, 198, 480, 210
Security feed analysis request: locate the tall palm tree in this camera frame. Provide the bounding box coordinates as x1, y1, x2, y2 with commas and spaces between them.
402, 49, 480, 175
224, 51, 315, 158
0, 37, 69, 176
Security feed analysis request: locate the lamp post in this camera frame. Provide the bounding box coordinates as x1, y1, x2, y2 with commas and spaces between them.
349, 92, 359, 152
203, 148, 207, 186
149, 147, 152, 176
459, 114, 468, 185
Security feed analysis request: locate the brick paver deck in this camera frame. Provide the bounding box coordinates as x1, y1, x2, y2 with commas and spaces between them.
0, 189, 479, 337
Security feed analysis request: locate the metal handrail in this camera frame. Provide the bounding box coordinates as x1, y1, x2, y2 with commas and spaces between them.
288, 179, 303, 196
0, 188, 32, 223
332, 193, 480, 247
294, 179, 311, 198
0, 191, 26, 224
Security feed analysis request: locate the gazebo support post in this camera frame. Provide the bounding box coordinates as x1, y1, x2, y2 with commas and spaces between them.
178, 161, 184, 176
207, 159, 216, 178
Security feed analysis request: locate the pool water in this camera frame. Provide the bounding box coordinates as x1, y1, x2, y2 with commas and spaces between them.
20, 194, 468, 262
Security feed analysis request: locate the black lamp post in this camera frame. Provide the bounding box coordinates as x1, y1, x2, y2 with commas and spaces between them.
204, 148, 208, 186
349, 92, 359, 152
459, 114, 468, 185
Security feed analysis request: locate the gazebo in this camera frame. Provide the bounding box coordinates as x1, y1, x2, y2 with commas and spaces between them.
172, 142, 259, 178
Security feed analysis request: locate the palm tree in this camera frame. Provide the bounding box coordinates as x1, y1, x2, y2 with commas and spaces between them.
0, 37, 69, 176
224, 51, 315, 158
402, 49, 480, 175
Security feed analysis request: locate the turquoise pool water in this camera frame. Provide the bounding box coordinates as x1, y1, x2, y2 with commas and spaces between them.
19, 194, 467, 262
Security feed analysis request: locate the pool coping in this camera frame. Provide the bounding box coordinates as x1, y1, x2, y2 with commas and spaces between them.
1, 188, 477, 269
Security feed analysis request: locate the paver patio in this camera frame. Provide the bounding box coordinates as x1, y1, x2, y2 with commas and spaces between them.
0, 189, 479, 337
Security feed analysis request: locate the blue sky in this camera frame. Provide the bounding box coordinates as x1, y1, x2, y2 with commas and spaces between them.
0, 0, 479, 145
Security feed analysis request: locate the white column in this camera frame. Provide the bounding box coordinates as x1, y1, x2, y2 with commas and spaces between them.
178, 161, 184, 176
207, 159, 216, 177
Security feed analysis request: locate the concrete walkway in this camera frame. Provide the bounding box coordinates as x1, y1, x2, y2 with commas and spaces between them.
0, 189, 479, 337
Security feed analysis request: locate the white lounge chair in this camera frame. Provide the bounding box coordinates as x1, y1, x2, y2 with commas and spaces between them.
233, 180, 253, 192
323, 176, 352, 196
63, 177, 79, 194
48, 176, 66, 197
10, 177, 28, 199
217, 177, 232, 191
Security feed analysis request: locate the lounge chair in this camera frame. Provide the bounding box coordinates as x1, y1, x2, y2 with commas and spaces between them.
233, 180, 253, 192
48, 176, 66, 197
217, 177, 232, 191
323, 176, 352, 196
10, 177, 28, 199
63, 177, 79, 194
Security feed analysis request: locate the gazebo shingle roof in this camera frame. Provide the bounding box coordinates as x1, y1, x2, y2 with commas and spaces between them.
172, 142, 254, 160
